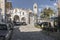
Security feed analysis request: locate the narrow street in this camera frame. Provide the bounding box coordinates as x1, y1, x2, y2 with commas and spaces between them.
0, 0, 59, 40
11, 24, 55, 40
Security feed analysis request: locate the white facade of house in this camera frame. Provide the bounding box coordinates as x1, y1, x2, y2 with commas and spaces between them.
9, 8, 33, 24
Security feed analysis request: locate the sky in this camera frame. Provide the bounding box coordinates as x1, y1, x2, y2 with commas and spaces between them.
8, 0, 57, 10
8, 0, 57, 16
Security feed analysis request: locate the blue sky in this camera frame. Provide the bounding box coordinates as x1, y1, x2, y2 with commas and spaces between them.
8, 0, 57, 10
8, 0, 57, 16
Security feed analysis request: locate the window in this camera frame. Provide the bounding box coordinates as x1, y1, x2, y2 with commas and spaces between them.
23, 12, 24, 15
20, 12, 21, 15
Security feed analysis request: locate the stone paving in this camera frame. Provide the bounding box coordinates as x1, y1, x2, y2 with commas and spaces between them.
19, 24, 42, 32
11, 24, 55, 40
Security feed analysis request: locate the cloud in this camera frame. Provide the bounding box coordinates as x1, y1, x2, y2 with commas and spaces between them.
39, 5, 58, 13
39, 5, 57, 9
53, 3, 57, 6
39, 8, 41, 12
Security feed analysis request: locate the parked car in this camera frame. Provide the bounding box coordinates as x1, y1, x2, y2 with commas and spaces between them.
13, 20, 22, 25
36, 22, 42, 26
40, 22, 54, 31
6, 19, 14, 30
0, 23, 12, 40
22, 22, 27, 25
8, 23, 14, 30
41, 22, 51, 28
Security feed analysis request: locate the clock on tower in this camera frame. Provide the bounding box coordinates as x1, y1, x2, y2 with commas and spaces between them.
33, 3, 38, 14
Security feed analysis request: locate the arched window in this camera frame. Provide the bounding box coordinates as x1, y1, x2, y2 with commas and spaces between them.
23, 12, 24, 15
21, 17, 26, 22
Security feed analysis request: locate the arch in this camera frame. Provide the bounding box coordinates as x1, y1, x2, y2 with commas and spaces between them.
13, 15, 20, 21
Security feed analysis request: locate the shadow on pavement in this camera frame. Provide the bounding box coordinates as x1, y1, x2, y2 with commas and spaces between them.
10, 27, 57, 40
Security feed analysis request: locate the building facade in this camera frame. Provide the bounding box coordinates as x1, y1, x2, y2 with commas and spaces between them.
0, 0, 6, 20
7, 3, 38, 24
9, 8, 33, 24
57, 0, 60, 27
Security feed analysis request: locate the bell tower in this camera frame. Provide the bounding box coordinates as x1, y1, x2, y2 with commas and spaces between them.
33, 3, 38, 24
33, 3, 38, 14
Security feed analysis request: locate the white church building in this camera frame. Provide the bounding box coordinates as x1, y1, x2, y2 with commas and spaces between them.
8, 3, 38, 24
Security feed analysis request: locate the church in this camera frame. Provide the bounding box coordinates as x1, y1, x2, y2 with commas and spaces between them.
8, 3, 38, 24
0, 0, 38, 24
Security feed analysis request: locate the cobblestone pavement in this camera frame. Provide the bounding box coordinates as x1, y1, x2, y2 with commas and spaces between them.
11, 25, 55, 40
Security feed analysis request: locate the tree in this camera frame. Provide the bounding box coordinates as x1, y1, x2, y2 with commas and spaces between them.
40, 8, 54, 19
